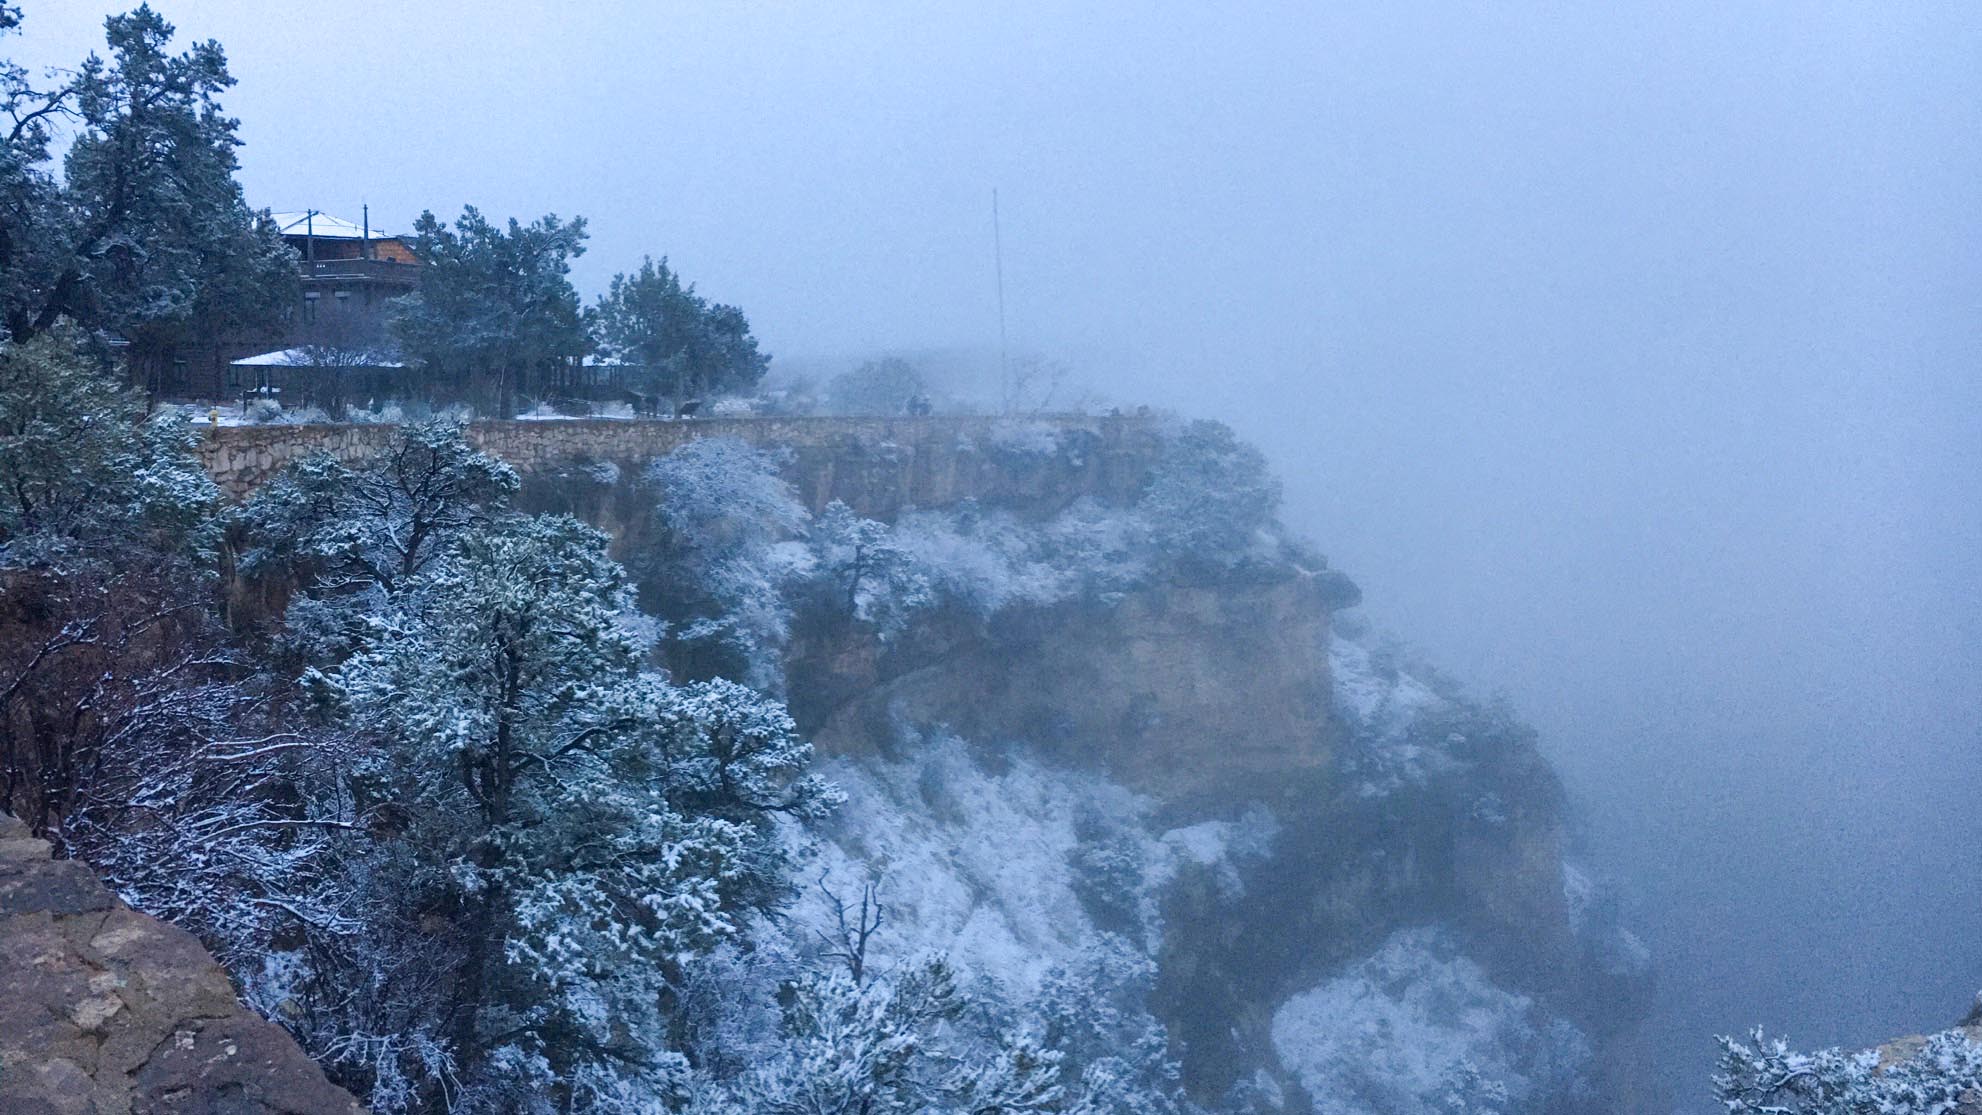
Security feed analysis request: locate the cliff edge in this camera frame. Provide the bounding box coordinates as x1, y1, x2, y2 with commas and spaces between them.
0, 813, 363, 1115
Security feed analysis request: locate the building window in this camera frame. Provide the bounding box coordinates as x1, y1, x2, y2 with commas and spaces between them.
303, 291, 319, 323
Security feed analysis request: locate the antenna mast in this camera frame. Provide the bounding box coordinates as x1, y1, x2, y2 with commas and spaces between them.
993, 188, 1010, 413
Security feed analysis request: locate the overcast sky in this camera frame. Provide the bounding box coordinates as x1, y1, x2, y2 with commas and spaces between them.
17, 2, 1982, 1105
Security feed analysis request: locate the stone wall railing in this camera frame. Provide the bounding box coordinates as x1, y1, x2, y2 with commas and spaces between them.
197, 415, 1165, 518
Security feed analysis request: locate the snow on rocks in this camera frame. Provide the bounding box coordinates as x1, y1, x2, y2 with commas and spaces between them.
1270, 926, 1591, 1115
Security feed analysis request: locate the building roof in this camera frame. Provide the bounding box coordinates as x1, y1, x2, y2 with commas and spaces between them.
231, 347, 405, 368
267, 211, 395, 240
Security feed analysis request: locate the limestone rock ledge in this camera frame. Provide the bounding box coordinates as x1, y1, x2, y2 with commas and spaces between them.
0, 813, 363, 1115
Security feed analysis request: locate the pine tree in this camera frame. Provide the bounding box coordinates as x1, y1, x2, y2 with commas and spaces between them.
320, 513, 834, 1112
592, 256, 770, 405
10, 6, 296, 375
390, 206, 589, 416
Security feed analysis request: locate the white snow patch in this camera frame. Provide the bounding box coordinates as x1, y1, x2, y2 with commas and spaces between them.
1331, 636, 1459, 797
1270, 927, 1590, 1115
1149, 808, 1279, 897
784, 736, 1159, 995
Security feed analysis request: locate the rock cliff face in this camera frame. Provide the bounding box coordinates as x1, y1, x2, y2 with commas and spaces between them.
792, 567, 1341, 805
0, 813, 363, 1115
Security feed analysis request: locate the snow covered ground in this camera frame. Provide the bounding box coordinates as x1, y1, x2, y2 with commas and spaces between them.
1271, 927, 1591, 1115
779, 733, 1275, 997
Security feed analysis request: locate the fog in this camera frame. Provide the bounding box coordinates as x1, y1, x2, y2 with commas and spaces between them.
21, 1, 1982, 1104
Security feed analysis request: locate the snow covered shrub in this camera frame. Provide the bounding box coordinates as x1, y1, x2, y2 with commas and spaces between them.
644, 437, 810, 687
1139, 419, 1282, 573
1714, 1025, 1982, 1115
302, 512, 836, 1112
1028, 941, 1191, 1115
803, 500, 933, 637
1269, 927, 1590, 1115
0, 328, 221, 571
1070, 808, 1157, 943
245, 396, 284, 423
885, 498, 1147, 620
694, 953, 1099, 1115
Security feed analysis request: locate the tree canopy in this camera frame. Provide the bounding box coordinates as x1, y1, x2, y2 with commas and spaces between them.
591, 256, 769, 402
390, 206, 588, 416
0, 5, 294, 371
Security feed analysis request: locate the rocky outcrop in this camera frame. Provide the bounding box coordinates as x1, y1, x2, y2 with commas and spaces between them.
794, 567, 1338, 805
0, 813, 363, 1115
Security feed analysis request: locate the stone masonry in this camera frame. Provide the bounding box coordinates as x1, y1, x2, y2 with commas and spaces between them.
195, 415, 1164, 518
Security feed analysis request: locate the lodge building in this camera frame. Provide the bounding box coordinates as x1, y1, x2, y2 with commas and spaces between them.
143, 208, 422, 402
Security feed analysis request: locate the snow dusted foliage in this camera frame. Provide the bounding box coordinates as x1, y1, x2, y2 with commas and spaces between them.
0, 328, 220, 570
804, 500, 933, 637
789, 734, 1161, 991
1269, 927, 1591, 1115
644, 437, 810, 686
1329, 636, 1457, 798
742, 733, 1269, 1113
1714, 1026, 1982, 1115
888, 498, 1147, 616
236, 418, 520, 597
312, 513, 835, 1113
1139, 419, 1283, 573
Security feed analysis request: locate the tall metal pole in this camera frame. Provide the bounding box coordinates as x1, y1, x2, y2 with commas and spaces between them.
993, 188, 1010, 413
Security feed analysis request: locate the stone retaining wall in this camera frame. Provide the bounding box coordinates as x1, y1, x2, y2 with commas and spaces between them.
197, 415, 1165, 517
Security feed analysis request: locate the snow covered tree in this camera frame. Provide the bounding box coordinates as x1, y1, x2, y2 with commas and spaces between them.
8, 6, 296, 379
1714, 1026, 1982, 1115
826, 356, 927, 415
391, 206, 589, 416
643, 437, 810, 687
237, 418, 519, 596
1138, 420, 1282, 574
592, 256, 770, 404
0, 326, 218, 569
317, 513, 834, 1112
803, 501, 932, 639
1027, 943, 1190, 1115
0, 323, 343, 1024
698, 956, 1078, 1115
0, 2, 72, 344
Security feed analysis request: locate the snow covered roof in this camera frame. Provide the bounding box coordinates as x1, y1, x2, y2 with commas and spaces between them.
267, 211, 394, 240
231, 347, 405, 368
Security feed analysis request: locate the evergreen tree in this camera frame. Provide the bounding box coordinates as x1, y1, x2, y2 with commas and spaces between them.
390, 206, 589, 416
5, 6, 296, 374
592, 256, 770, 404
643, 437, 810, 687
1139, 420, 1282, 573
0, 3, 71, 344
319, 513, 835, 1112
805, 500, 932, 638
0, 326, 216, 570
825, 356, 927, 416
